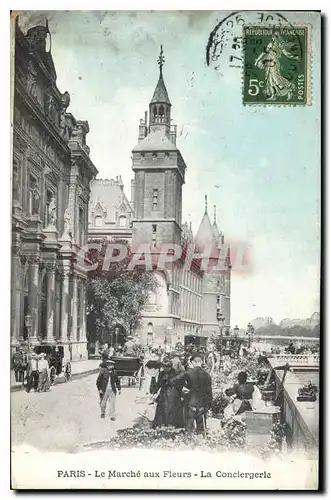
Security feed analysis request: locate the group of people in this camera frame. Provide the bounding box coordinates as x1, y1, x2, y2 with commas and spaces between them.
12, 345, 63, 393
98, 335, 139, 359
14, 351, 51, 393
95, 340, 214, 433
140, 348, 213, 433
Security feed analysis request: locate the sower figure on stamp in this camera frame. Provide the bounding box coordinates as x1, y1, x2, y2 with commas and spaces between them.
177, 352, 213, 434
96, 359, 121, 420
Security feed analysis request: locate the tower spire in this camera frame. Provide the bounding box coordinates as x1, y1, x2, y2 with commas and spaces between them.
157, 45, 165, 74
213, 205, 217, 224
205, 194, 208, 214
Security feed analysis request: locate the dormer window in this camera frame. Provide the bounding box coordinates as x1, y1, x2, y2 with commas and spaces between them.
119, 215, 127, 227
95, 215, 102, 227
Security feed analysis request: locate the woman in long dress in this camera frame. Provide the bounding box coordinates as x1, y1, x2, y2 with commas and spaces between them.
141, 349, 160, 395
152, 359, 184, 429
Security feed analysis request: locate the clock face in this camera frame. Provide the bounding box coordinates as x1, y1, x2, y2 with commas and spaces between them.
206, 11, 296, 76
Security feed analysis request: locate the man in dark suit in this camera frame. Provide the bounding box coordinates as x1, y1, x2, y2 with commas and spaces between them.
178, 352, 213, 433
96, 359, 121, 420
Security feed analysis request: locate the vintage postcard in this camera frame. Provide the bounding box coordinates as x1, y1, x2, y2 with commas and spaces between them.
10, 10, 321, 490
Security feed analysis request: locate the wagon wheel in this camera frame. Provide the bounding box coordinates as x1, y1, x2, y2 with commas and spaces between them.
49, 366, 56, 386
64, 361, 72, 382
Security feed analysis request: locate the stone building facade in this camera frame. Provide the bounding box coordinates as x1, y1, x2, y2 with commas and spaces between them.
88, 50, 231, 347
11, 18, 97, 360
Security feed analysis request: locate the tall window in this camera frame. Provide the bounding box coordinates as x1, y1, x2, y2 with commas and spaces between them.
45, 189, 53, 227
152, 224, 157, 248
79, 208, 84, 246
29, 175, 37, 215
152, 188, 158, 210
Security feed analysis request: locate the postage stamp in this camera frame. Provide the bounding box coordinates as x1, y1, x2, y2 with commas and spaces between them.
243, 25, 310, 105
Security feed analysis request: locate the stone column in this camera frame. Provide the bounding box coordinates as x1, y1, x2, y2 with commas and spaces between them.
78, 279, 84, 341
45, 264, 56, 343
81, 280, 87, 342
28, 257, 40, 344
60, 270, 70, 341
11, 252, 21, 346
71, 275, 78, 342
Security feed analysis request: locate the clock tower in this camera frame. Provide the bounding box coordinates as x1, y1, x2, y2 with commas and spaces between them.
131, 47, 186, 248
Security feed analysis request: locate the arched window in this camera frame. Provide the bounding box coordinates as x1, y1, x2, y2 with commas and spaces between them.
147, 322, 153, 345
153, 106, 157, 117
159, 105, 164, 116
119, 215, 127, 227
95, 215, 102, 227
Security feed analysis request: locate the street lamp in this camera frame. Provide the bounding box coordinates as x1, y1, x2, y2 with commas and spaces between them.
25, 314, 32, 343
247, 322, 255, 348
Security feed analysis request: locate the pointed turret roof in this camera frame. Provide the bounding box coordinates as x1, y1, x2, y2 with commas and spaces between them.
150, 72, 171, 105
195, 195, 214, 248
150, 46, 171, 105
212, 205, 220, 241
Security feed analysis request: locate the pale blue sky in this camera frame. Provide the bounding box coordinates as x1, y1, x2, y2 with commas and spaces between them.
18, 11, 321, 327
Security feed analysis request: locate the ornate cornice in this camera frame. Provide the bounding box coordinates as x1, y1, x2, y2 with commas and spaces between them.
15, 80, 70, 157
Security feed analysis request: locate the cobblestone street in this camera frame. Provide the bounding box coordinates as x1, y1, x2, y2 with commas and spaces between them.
11, 374, 144, 453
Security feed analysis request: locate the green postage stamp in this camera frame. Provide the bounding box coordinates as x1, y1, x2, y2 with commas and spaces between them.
243, 25, 310, 105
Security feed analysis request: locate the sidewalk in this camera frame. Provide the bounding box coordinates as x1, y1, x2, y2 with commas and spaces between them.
10, 359, 101, 393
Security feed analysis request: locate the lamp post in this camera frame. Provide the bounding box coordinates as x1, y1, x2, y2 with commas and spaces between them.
115, 327, 119, 349
217, 312, 225, 370
25, 314, 32, 350
247, 322, 255, 348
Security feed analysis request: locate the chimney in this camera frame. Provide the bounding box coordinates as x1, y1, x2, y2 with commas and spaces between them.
138, 111, 148, 142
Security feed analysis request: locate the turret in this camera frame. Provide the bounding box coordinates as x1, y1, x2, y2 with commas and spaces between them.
149, 46, 171, 135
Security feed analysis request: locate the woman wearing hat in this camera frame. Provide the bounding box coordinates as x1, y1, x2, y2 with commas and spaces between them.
151, 357, 184, 429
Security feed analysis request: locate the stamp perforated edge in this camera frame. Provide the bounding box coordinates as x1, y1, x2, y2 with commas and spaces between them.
241, 23, 313, 107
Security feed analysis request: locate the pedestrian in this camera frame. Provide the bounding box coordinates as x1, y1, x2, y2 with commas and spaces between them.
178, 352, 213, 434
143, 348, 161, 394
152, 357, 184, 429
206, 348, 215, 376
123, 335, 137, 356
12, 347, 23, 383
96, 359, 121, 420
100, 343, 110, 361
225, 371, 254, 416
171, 351, 185, 374
214, 350, 221, 373
37, 353, 49, 392
26, 352, 39, 393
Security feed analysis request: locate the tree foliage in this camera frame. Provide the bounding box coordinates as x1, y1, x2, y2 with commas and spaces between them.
255, 324, 320, 338
86, 238, 158, 343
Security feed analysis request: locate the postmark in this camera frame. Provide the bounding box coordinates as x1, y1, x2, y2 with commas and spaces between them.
243, 25, 310, 105
206, 11, 295, 76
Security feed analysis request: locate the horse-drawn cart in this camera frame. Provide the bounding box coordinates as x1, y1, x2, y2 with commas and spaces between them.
111, 356, 142, 386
